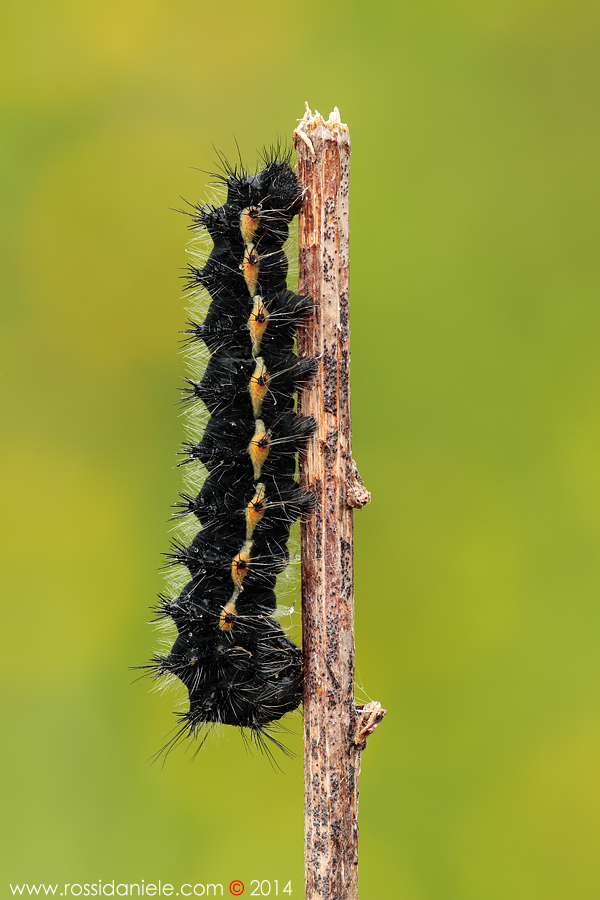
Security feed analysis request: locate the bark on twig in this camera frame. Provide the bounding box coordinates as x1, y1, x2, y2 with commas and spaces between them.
294, 104, 385, 900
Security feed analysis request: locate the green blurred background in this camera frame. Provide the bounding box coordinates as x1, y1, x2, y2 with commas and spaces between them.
2, 1, 600, 897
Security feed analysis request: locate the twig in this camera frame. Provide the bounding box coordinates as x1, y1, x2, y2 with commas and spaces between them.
294, 104, 386, 900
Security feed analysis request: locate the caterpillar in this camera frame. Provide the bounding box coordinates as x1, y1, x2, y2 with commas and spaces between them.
145, 147, 316, 755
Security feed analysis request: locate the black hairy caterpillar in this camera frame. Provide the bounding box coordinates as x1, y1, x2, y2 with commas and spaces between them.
145, 148, 315, 755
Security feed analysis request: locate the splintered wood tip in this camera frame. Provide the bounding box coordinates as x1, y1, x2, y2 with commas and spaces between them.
295, 102, 349, 137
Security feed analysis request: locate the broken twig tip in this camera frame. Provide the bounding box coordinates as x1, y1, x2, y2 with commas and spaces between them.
295, 103, 349, 145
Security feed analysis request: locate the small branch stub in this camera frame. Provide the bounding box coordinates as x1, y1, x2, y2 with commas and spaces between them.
347, 458, 371, 509
295, 104, 384, 900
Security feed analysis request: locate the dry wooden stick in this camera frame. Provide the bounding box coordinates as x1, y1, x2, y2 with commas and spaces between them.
294, 104, 386, 900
